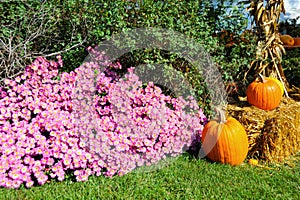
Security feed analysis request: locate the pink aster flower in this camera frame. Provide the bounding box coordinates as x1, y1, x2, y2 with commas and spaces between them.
26, 181, 34, 188
37, 174, 48, 185
57, 175, 65, 182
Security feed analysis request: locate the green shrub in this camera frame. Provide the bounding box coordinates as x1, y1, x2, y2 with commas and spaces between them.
282, 48, 300, 87
2, 0, 256, 116
0, 1, 61, 83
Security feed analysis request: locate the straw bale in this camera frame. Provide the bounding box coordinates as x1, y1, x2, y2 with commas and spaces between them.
226, 97, 300, 163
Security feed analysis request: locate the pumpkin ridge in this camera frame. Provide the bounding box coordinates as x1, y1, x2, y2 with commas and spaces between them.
255, 83, 262, 108
226, 119, 239, 165
224, 124, 233, 164
214, 123, 224, 162
270, 83, 276, 109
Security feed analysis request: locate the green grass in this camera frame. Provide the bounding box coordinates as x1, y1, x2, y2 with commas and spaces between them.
0, 154, 299, 200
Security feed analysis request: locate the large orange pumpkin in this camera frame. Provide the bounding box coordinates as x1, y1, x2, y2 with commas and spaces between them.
201, 108, 248, 166
246, 74, 282, 111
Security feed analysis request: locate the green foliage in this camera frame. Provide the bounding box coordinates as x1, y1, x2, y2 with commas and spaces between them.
2, 0, 256, 115
282, 48, 300, 87
279, 17, 300, 37
0, 1, 60, 81
278, 17, 300, 87
207, 1, 257, 84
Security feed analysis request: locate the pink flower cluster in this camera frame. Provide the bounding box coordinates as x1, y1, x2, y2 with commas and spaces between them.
0, 47, 207, 189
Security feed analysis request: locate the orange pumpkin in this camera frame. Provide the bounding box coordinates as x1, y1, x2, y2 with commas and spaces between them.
201, 108, 248, 166
268, 77, 284, 96
294, 38, 300, 46
280, 35, 294, 45
246, 74, 282, 110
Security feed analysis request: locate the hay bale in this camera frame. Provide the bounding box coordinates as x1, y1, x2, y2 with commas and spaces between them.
226, 97, 300, 163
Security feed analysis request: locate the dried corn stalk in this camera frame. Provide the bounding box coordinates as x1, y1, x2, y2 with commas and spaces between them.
244, 0, 289, 97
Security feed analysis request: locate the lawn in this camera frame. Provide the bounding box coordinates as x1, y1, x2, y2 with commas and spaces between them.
1, 153, 299, 200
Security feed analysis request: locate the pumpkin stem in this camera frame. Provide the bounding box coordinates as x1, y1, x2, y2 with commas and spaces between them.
215, 107, 226, 124
258, 73, 267, 83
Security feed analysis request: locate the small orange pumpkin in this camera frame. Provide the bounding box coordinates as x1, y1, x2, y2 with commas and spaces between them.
280, 35, 294, 45
246, 74, 282, 110
248, 159, 259, 166
294, 38, 300, 46
201, 108, 248, 166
